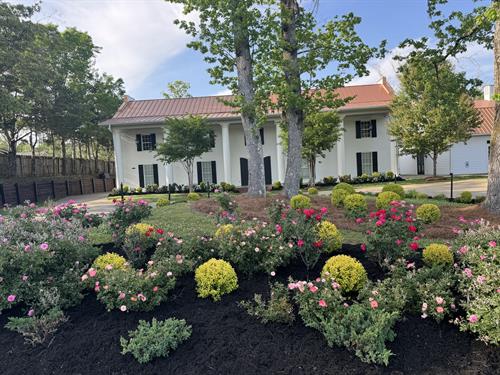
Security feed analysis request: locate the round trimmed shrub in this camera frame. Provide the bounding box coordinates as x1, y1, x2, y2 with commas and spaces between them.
333, 182, 355, 194
321, 255, 367, 293
416, 192, 429, 199
376, 191, 401, 209
272, 181, 282, 190
317, 221, 343, 252
422, 243, 453, 267
331, 189, 348, 207
459, 191, 473, 203
343, 193, 368, 218
382, 183, 404, 197
290, 194, 311, 209
187, 192, 201, 201
307, 187, 318, 195
195, 259, 238, 301
92, 252, 128, 272
125, 223, 154, 237
214, 224, 234, 238
156, 197, 170, 207
416, 203, 441, 224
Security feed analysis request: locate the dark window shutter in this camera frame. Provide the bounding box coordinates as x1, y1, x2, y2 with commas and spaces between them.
136, 134, 142, 151
356, 153, 362, 176
209, 133, 215, 148
211, 161, 217, 183
355, 121, 361, 139
244, 135, 246, 146
153, 164, 159, 185
372, 152, 378, 172
197, 162, 202, 184
240, 158, 249, 186
371, 120, 377, 138
264, 156, 272, 185
138, 165, 144, 187
260, 128, 264, 145
151, 133, 157, 150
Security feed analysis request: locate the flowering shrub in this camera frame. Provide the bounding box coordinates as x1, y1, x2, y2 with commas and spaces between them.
422, 243, 453, 267
50, 200, 103, 228
453, 223, 500, 344
317, 221, 343, 252
307, 187, 318, 195
321, 255, 367, 293
332, 182, 355, 194
123, 224, 164, 268
331, 189, 348, 207
363, 201, 422, 266
215, 193, 238, 223
108, 198, 152, 244
376, 191, 401, 209
187, 192, 201, 201
343, 193, 368, 218
195, 259, 238, 301
416, 203, 441, 224
381, 183, 405, 197
290, 194, 311, 209
214, 223, 234, 239
92, 253, 128, 272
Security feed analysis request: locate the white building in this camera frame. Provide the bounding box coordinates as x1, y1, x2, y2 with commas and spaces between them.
101, 80, 493, 188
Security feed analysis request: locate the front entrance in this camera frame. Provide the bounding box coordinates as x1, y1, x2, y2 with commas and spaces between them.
239, 156, 272, 186
417, 154, 425, 175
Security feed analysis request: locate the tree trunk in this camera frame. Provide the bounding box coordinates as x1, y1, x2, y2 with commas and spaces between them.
185, 160, 194, 193
485, 5, 500, 212
51, 134, 56, 176
432, 152, 438, 177
94, 142, 99, 174
308, 157, 316, 187
232, 2, 266, 197
72, 140, 77, 175
61, 137, 67, 175
281, 0, 304, 198
7, 138, 17, 178
29, 131, 37, 177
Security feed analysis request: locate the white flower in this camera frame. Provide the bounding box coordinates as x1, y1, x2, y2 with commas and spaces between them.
120, 305, 127, 312
270, 271, 276, 277
167, 271, 173, 277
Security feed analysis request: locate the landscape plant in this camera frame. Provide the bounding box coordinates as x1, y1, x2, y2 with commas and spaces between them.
195, 259, 238, 301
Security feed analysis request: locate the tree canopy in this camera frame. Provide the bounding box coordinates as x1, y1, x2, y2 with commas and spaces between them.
162, 80, 192, 99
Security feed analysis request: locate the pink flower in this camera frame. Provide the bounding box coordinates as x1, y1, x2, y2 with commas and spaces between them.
360, 243, 366, 252
24, 244, 31, 252
331, 281, 340, 289
488, 241, 497, 248
153, 286, 159, 292
309, 285, 319, 293
27, 309, 34, 317
376, 220, 384, 227
21, 275, 28, 282
370, 300, 379, 309
468, 314, 478, 323
408, 225, 417, 232
320, 207, 328, 214
436, 306, 444, 313
463, 268, 473, 278
7, 295, 16, 303
118, 292, 126, 300
81, 274, 88, 281
297, 239, 305, 248
78, 236, 85, 242
39, 243, 49, 251
459, 246, 469, 255
105, 264, 113, 271
355, 218, 364, 224
395, 239, 403, 246
435, 297, 444, 305
120, 305, 127, 312
476, 275, 486, 284
409, 242, 419, 251
275, 224, 282, 234
318, 299, 327, 307
88, 268, 97, 278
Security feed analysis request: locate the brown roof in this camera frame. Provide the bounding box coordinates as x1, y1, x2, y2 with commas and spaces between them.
101, 81, 394, 126
474, 100, 494, 135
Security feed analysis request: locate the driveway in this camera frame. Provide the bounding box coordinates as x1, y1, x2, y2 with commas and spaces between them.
55, 192, 114, 214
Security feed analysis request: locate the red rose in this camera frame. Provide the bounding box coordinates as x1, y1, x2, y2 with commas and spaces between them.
156, 228, 164, 235
408, 225, 417, 232
409, 242, 419, 251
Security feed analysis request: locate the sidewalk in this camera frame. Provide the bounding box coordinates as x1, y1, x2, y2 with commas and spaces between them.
55, 192, 114, 213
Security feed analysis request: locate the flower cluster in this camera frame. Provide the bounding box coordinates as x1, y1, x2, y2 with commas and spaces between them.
108, 198, 152, 244
50, 200, 103, 228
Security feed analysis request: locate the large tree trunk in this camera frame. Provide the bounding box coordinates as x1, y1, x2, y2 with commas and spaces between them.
232, 3, 266, 197
485, 7, 500, 212
281, 0, 304, 198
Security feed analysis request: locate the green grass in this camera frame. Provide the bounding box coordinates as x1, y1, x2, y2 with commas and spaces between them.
106, 193, 192, 203
88, 224, 113, 245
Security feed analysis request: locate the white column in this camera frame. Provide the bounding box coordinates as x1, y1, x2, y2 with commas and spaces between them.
336, 116, 346, 177
390, 139, 398, 176
111, 127, 123, 188
162, 129, 174, 185
221, 123, 232, 183
276, 122, 285, 182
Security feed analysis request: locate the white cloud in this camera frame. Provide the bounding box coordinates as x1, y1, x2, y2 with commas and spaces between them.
213, 88, 233, 96
20, 0, 194, 93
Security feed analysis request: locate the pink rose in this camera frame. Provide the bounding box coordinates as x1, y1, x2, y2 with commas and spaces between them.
476, 275, 486, 284
435, 297, 444, 305
309, 285, 318, 293
27, 309, 34, 317
318, 299, 327, 308
370, 300, 378, 309
436, 306, 444, 313
7, 295, 16, 303
39, 243, 49, 251
88, 268, 97, 278
360, 243, 366, 252
468, 314, 478, 323
118, 292, 126, 300
297, 239, 305, 248
488, 241, 497, 248
463, 268, 473, 278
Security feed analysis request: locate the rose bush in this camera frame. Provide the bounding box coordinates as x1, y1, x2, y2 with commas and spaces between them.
107, 198, 152, 245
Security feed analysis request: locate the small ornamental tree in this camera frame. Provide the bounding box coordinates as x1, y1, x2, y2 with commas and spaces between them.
162, 80, 191, 99
155, 116, 214, 192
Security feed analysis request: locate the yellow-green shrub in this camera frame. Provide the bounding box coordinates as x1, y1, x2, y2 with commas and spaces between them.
290, 194, 311, 209
422, 244, 453, 267
156, 197, 170, 207
376, 191, 401, 209
459, 191, 473, 203
214, 224, 234, 238
343, 193, 368, 218
321, 255, 367, 293
333, 182, 355, 194
195, 259, 238, 301
331, 189, 348, 207
307, 187, 318, 195
317, 221, 343, 252
382, 183, 404, 197
416, 203, 441, 224
125, 223, 153, 237
92, 252, 128, 272
187, 192, 201, 201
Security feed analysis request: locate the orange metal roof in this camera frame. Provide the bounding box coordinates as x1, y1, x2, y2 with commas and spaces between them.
474, 100, 495, 135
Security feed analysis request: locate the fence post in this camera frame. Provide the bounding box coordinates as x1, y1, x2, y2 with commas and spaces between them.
79, 179, 84, 195
14, 183, 20, 205
33, 181, 38, 203
65, 180, 69, 196
52, 180, 56, 199
0, 184, 4, 206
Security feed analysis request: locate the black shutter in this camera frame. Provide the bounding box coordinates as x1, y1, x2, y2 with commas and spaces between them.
372, 152, 378, 173
138, 165, 144, 187
151, 133, 157, 150
371, 120, 377, 138
136, 134, 142, 151
260, 128, 264, 145
264, 156, 272, 185
244, 135, 246, 146
211, 161, 217, 184
355, 121, 361, 139
210, 133, 215, 148
153, 164, 159, 185
197, 162, 202, 184
240, 158, 248, 186
356, 153, 362, 176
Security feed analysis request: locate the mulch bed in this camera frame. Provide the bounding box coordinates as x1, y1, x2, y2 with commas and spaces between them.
0, 244, 498, 375
192, 194, 500, 239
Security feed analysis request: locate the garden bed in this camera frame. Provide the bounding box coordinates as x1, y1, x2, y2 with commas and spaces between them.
0, 244, 497, 375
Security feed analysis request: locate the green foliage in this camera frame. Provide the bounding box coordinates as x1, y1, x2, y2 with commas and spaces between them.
321, 255, 368, 293
376, 191, 401, 209
195, 259, 238, 301
459, 191, 473, 203
108, 199, 152, 244
343, 193, 368, 218
120, 318, 192, 364
156, 197, 170, 207
416, 203, 441, 224
331, 189, 348, 207
187, 192, 201, 201
381, 183, 405, 197
423, 244, 453, 267
317, 221, 343, 253
307, 187, 318, 195
290, 194, 311, 209
162, 80, 191, 99
123, 223, 160, 268
239, 282, 295, 325
333, 182, 356, 194
272, 181, 283, 190
92, 253, 128, 272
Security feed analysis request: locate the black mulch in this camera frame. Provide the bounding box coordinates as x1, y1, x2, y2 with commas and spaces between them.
0, 244, 498, 375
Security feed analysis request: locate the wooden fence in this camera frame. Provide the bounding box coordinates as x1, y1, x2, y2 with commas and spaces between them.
0, 177, 116, 206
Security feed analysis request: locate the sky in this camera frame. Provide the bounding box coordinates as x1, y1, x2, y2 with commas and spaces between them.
13, 0, 494, 99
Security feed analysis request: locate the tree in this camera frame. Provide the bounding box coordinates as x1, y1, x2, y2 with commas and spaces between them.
281, 111, 341, 186
155, 115, 214, 192
162, 80, 192, 98
389, 59, 482, 176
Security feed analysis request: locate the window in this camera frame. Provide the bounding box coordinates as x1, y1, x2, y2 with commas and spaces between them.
136, 133, 156, 151
143, 164, 155, 186
244, 128, 265, 145
301, 159, 310, 180
361, 152, 373, 174
355, 120, 377, 139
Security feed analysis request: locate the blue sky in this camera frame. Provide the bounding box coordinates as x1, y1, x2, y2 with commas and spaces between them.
18, 0, 493, 99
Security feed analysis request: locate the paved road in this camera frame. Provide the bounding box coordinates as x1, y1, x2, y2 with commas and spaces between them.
55, 192, 114, 214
